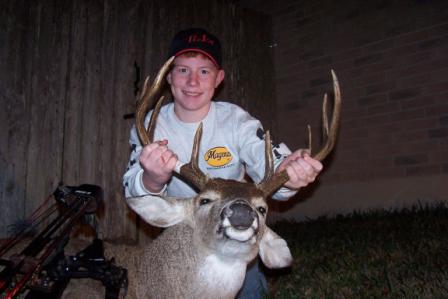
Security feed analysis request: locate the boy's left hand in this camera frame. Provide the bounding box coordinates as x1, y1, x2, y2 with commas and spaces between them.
276, 149, 323, 190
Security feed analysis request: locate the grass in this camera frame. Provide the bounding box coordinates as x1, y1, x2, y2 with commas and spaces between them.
264, 202, 448, 298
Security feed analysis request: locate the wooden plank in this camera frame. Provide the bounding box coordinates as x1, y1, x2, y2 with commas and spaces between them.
78, 0, 103, 185
106, 0, 151, 241
24, 0, 70, 214
0, 0, 29, 237
62, 0, 88, 186
98, 0, 131, 240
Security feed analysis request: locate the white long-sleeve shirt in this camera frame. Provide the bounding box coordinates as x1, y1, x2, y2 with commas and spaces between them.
123, 101, 296, 200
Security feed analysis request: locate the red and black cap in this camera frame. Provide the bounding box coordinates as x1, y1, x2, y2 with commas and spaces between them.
168, 28, 222, 68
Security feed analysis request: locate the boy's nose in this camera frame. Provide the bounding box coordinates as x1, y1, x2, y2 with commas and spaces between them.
187, 72, 199, 86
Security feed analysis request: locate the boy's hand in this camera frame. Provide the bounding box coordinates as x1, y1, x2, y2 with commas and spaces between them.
139, 139, 178, 193
276, 149, 323, 190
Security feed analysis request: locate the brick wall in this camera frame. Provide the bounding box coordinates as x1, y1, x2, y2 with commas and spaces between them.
253, 0, 448, 184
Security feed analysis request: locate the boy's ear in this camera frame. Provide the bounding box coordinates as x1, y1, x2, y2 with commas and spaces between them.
214, 69, 225, 88
126, 195, 186, 227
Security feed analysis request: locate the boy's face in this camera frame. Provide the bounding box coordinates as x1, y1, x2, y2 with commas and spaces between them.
167, 54, 225, 122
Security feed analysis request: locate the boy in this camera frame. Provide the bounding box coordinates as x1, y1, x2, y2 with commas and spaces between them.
123, 28, 322, 298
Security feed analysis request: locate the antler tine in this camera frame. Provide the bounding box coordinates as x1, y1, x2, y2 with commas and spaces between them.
312, 69, 341, 161
146, 95, 165, 144
262, 131, 274, 182
178, 123, 209, 190
258, 70, 341, 196
257, 131, 289, 196
322, 94, 329, 136
136, 56, 175, 145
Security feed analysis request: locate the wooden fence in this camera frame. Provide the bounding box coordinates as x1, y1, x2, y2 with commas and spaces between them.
0, 0, 275, 239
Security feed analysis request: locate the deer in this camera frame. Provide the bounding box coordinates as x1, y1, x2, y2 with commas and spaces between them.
114, 57, 341, 298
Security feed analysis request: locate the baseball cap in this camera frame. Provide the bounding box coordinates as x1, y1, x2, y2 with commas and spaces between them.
168, 28, 222, 68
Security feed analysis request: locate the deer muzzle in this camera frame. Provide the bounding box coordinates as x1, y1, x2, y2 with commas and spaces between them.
219, 200, 259, 243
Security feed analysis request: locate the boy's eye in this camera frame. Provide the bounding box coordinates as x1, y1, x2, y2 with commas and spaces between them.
174, 66, 188, 74
200, 69, 209, 75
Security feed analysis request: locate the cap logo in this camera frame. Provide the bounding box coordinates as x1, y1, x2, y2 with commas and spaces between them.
187, 34, 215, 45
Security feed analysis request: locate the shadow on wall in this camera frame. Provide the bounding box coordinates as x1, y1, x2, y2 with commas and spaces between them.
268, 147, 338, 213
269, 181, 321, 213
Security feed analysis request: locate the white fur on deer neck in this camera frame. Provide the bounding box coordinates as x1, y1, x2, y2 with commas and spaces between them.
195, 254, 246, 298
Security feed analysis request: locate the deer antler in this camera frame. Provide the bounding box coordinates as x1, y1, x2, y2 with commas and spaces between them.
178, 123, 209, 189
257, 130, 290, 196
136, 59, 340, 194
312, 70, 341, 161
135, 57, 209, 190
258, 70, 341, 196
136, 56, 175, 146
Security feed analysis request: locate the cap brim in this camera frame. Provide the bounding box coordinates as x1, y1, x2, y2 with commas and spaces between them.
174, 48, 220, 68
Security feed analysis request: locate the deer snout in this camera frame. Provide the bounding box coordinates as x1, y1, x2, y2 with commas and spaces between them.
227, 201, 256, 230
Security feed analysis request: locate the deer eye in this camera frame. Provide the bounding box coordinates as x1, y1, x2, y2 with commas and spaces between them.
257, 207, 267, 215
200, 198, 211, 206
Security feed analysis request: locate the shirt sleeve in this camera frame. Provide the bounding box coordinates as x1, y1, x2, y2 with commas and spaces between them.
233, 107, 297, 201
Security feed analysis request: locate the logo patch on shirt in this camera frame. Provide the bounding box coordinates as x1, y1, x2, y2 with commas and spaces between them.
204, 146, 233, 167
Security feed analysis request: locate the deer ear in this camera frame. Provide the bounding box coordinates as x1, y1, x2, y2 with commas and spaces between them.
126, 195, 187, 228
259, 227, 293, 269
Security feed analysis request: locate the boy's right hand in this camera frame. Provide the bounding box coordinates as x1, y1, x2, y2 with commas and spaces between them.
139, 140, 178, 193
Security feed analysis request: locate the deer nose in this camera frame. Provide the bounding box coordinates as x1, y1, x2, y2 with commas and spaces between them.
227, 202, 255, 230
